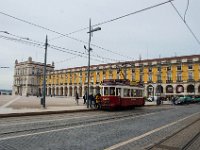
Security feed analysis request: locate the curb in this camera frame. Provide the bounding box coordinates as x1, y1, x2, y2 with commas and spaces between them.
0, 109, 96, 118
0, 104, 172, 118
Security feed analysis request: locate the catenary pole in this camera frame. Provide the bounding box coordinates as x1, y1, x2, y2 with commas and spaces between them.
87, 19, 92, 108
42, 35, 48, 108
85, 19, 101, 108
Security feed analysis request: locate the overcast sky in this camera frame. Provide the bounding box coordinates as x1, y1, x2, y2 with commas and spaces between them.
0, 0, 199, 89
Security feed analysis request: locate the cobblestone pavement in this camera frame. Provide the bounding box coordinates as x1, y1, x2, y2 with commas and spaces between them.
0, 95, 88, 115
0, 103, 199, 150
0, 95, 85, 108
0, 95, 172, 115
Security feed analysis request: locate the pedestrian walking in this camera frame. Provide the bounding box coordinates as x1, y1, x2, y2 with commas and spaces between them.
75, 91, 79, 105
95, 93, 101, 109
89, 94, 94, 108
83, 92, 87, 104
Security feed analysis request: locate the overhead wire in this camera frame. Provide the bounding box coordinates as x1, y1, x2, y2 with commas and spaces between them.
0, 33, 113, 63
184, 0, 190, 22
0, 35, 44, 49
50, 0, 175, 41
0, 11, 130, 60
170, 1, 200, 46
0, 0, 174, 60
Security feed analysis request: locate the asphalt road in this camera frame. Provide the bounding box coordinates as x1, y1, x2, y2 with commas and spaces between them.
0, 104, 200, 150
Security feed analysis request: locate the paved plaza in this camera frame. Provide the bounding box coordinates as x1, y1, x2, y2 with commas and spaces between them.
0, 95, 172, 116
0, 95, 88, 115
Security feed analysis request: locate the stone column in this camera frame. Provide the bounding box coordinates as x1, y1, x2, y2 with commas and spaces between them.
63, 86, 65, 96
67, 86, 70, 97
72, 86, 75, 97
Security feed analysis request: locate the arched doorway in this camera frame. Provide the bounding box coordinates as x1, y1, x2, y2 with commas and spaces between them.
166, 85, 173, 93
90, 86, 94, 95
176, 85, 184, 94
56, 87, 59, 96
79, 86, 82, 97
198, 85, 200, 93
60, 87, 63, 96
64, 87, 68, 96
48, 87, 51, 96
74, 86, 77, 96
52, 87, 55, 96
187, 84, 194, 93
147, 85, 154, 97
69, 87, 72, 96
38, 88, 42, 96
156, 85, 163, 96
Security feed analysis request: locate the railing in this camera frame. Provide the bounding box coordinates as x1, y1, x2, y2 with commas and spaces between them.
166, 80, 172, 83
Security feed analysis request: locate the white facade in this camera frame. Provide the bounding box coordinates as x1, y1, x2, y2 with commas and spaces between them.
12, 57, 54, 96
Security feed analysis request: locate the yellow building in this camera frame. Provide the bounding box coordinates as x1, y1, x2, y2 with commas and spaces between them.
38, 54, 200, 99
14, 55, 200, 98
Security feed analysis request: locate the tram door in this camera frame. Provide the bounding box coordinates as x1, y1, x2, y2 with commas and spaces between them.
116, 88, 122, 106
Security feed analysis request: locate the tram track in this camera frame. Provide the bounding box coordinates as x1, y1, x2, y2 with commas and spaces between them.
147, 117, 200, 150
0, 112, 145, 137
0, 108, 168, 139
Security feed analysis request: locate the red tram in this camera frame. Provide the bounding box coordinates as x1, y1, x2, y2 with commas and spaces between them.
100, 79, 145, 110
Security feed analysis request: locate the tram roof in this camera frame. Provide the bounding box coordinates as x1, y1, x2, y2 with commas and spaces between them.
101, 79, 144, 88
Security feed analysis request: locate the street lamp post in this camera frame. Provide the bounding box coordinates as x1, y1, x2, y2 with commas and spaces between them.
42, 35, 48, 108
85, 19, 101, 108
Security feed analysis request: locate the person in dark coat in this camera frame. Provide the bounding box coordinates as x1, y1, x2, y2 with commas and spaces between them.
75, 91, 79, 105
89, 94, 95, 108
83, 92, 87, 104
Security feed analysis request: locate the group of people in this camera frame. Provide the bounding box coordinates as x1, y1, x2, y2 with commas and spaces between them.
82, 92, 101, 109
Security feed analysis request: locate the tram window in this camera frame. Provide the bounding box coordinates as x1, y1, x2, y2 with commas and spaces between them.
131, 89, 134, 97
104, 87, 109, 95
131, 89, 136, 97
124, 89, 130, 97
136, 90, 142, 97
110, 87, 115, 96
116, 88, 121, 96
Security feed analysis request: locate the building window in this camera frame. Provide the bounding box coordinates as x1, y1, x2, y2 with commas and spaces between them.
103, 74, 106, 80
109, 74, 112, 79
140, 74, 143, 82
31, 78, 34, 85
117, 73, 120, 79
148, 67, 152, 72
140, 66, 143, 72
97, 74, 100, 82
167, 66, 171, 71
157, 66, 161, 72
157, 74, 161, 81
188, 65, 193, 70
177, 72, 182, 81
148, 73, 152, 82
188, 72, 193, 80
132, 72, 135, 81
177, 65, 182, 71
124, 69, 128, 79
79, 77, 82, 83
32, 67, 35, 75
167, 72, 172, 81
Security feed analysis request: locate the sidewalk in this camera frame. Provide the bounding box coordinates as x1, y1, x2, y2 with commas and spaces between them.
0, 96, 172, 118
0, 95, 93, 117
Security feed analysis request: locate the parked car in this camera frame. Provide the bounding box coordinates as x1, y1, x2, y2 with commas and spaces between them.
147, 96, 158, 102
147, 97, 153, 102
174, 96, 193, 105
192, 97, 200, 103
